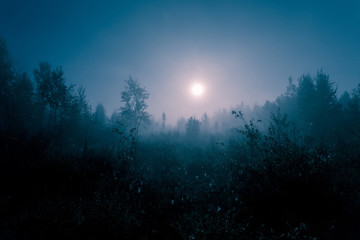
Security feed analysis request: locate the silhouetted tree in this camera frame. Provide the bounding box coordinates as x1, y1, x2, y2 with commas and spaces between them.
0, 37, 14, 131
161, 112, 166, 132
339, 91, 351, 111
296, 74, 316, 124
275, 71, 340, 138
348, 84, 360, 135
315, 71, 337, 107
34, 62, 67, 133
10, 71, 34, 134
312, 71, 340, 135
202, 113, 209, 133
186, 116, 201, 139
275, 78, 297, 119
93, 103, 107, 125
177, 117, 186, 133
110, 110, 120, 128
349, 84, 360, 115
119, 77, 150, 134
76, 86, 92, 120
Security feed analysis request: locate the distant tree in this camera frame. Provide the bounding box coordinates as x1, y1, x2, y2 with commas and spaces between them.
313, 71, 340, 134
350, 84, 360, 138
186, 116, 201, 138
0, 37, 13, 96
275, 78, 297, 119
76, 86, 91, 120
71, 86, 92, 149
202, 113, 209, 133
346, 84, 360, 132
350, 84, 360, 114
60, 85, 91, 128
12, 72, 33, 105
177, 117, 186, 133
296, 74, 316, 124
285, 77, 296, 97
119, 77, 150, 134
0, 37, 14, 131
10, 71, 34, 134
214, 121, 219, 133
93, 103, 107, 126
110, 110, 120, 128
161, 112, 166, 132
339, 91, 351, 111
259, 100, 278, 124
274, 71, 340, 138
337, 89, 359, 140
34, 62, 67, 132
34, 62, 51, 108
315, 71, 337, 107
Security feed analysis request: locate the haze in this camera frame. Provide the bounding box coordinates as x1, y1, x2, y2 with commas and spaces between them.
1, 0, 359, 124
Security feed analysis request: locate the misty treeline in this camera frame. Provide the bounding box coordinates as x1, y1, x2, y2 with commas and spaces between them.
1, 36, 360, 239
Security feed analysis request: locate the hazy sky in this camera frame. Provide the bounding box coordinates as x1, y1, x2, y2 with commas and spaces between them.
1, 0, 359, 124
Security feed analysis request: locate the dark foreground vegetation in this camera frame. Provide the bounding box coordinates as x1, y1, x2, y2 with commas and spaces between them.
1, 36, 360, 239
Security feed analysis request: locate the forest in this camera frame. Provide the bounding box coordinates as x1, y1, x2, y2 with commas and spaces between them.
1, 36, 360, 239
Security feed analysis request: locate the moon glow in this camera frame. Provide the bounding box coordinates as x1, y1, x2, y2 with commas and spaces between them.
191, 84, 204, 96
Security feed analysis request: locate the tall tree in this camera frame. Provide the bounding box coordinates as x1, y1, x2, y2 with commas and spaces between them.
296, 74, 316, 124
10, 71, 34, 134
93, 103, 107, 126
186, 116, 201, 139
350, 84, 360, 115
0, 37, 14, 131
314, 71, 337, 110
76, 86, 91, 122
313, 71, 339, 133
202, 113, 209, 133
161, 112, 166, 132
119, 77, 150, 134
34, 62, 67, 133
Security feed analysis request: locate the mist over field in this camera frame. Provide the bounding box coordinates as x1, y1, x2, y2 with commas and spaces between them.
1, 0, 360, 239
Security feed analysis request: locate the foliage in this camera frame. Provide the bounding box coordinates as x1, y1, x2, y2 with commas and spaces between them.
1, 37, 360, 239
186, 116, 201, 139
119, 76, 150, 131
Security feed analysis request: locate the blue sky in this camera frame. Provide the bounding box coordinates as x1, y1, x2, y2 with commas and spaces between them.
1, 0, 359, 124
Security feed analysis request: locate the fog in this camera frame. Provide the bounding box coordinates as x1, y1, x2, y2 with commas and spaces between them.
1, 0, 360, 239
1, 0, 359, 123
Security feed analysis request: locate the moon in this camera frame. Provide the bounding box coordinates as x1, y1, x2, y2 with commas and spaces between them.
191, 84, 204, 96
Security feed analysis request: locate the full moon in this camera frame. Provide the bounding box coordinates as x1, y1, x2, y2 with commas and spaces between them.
191, 84, 204, 96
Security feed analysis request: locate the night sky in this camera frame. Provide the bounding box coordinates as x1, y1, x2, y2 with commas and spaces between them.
1, 0, 359, 124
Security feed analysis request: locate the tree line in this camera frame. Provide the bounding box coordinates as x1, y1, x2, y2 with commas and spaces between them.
2, 35, 360, 239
